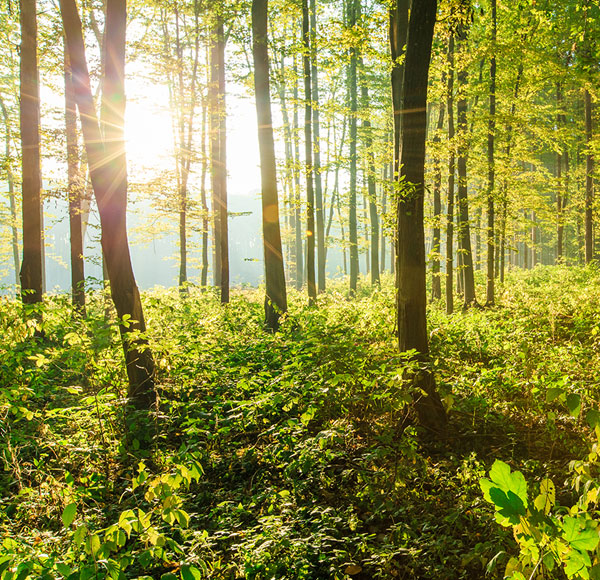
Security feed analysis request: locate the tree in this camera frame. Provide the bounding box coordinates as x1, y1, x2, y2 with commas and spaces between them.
252, 0, 288, 330
486, 0, 496, 306
393, 0, 446, 432
59, 0, 155, 409
20, 0, 44, 312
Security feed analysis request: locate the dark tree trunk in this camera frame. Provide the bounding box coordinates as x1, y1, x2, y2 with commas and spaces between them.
455, 28, 476, 307
393, 0, 446, 433
585, 88, 593, 264
486, 0, 496, 305
60, 0, 155, 409
445, 36, 455, 315
348, 0, 359, 294
0, 95, 20, 285
302, 0, 316, 304
431, 101, 444, 300
310, 0, 326, 292
252, 0, 288, 330
200, 89, 209, 287
64, 48, 86, 314
557, 83, 564, 262
20, 0, 44, 310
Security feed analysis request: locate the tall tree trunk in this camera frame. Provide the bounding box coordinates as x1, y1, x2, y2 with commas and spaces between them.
359, 60, 380, 285
60, 0, 155, 408
0, 95, 20, 285
310, 0, 326, 292
455, 29, 476, 307
445, 36, 455, 315
65, 48, 86, 314
302, 0, 316, 304
486, 0, 496, 305
252, 0, 288, 330
293, 52, 303, 290
394, 0, 446, 433
200, 89, 209, 287
20, 0, 44, 311
348, 0, 359, 294
431, 101, 444, 300
585, 88, 594, 264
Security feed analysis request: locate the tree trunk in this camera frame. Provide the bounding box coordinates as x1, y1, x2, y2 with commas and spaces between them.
20, 0, 44, 310
252, 0, 288, 330
445, 36, 455, 315
455, 29, 476, 308
486, 0, 496, 305
200, 88, 209, 287
60, 0, 155, 409
394, 0, 446, 433
310, 0, 326, 293
0, 95, 20, 285
585, 88, 593, 264
293, 51, 303, 289
431, 101, 444, 300
348, 0, 359, 294
65, 48, 86, 314
302, 0, 316, 304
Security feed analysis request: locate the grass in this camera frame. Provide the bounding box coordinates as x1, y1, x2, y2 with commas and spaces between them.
0, 265, 598, 579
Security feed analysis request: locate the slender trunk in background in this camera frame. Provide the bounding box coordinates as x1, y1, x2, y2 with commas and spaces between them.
531, 211, 537, 266
65, 49, 86, 314
486, 0, 496, 305
252, 0, 288, 330
394, 0, 446, 433
455, 29, 476, 307
293, 52, 303, 289
348, 0, 359, 293
325, 114, 346, 264
310, 0, 326, 292
445, 36, 455, 314
0, 95, 20, 285
556, 82, 564, 262
431, 101, 444, 300
585, 88, 594, 264
200, 90, 209, 287
20, 0, 44, 310
359, 60, 380, 285
209, 23, 221, 288
302, 0, 316, 304
380, 159, 388, 274
60, 0, 156, 409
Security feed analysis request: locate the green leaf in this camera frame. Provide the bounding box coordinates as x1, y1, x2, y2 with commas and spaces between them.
547, 387, 565, 403
564, 549, 589, 579
567, 394, 581, 418
534, 478, 555, 514
562, 516, 599, 551
180, 565, 202, 580
489, 487, 526, 525
587, 409, 600, 429
62, 502, 77, 528
488, 460, 528, 508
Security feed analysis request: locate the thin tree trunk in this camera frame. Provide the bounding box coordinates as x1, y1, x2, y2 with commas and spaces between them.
557, 84, 564, 262
394, 0, 446, 433
486, 0, 496, 305
431, 101, 444, 300
65, 48, 86, 314
348, 0, 359, 294
20, 0, 44, 310
456, 28, 476, 307
60, 0, 155, 408
302, 0, 316, 304
293, 51, 303, 289
0, 95, 20, 285
310, 0, 325, 292
585, 88, 594, 264
252, 0, 288, 330
445, 36, 455, 314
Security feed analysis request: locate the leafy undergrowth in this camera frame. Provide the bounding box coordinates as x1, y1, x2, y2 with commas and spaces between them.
0, 265, 598, 579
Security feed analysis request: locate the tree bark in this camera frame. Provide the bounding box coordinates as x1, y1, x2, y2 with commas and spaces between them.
302, 0, 316, 304
252, 0, 288, 330
486, 0, 496, 305
64, 48, 86, 314
445, 36, 455, 315
60, 0, 155, 408
431, 101, 444, 300
585, 88, 593, 264
348, 0, 359, 294
394, 0, 446, 433
20, 0, 44, 310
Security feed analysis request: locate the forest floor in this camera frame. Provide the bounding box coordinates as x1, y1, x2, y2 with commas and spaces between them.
0, 265, 599, 580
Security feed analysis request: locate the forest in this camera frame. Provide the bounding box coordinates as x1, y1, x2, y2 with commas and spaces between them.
1, 0, 600, 577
